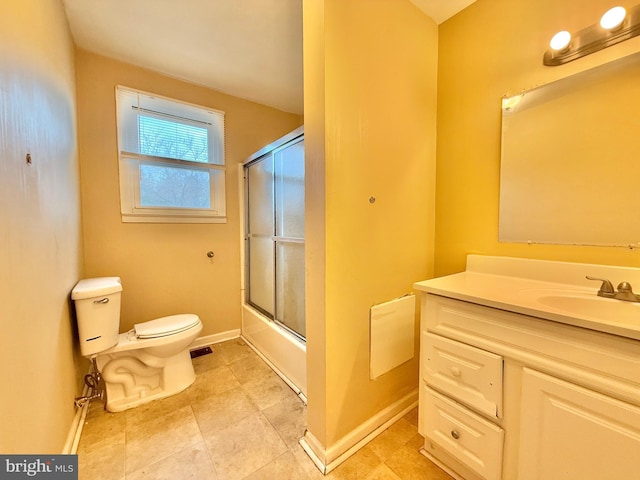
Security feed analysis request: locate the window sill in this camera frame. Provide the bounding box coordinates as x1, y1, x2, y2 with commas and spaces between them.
121, 213, 227, 224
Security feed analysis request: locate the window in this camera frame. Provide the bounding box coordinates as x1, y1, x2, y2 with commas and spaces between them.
116, 86, 226, 223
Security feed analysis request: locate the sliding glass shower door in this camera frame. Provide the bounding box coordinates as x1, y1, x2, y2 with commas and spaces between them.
245, 134, 305, 340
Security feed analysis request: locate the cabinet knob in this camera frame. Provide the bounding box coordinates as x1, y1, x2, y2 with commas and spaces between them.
451, 430, 460, 440
450, 367, 461, 377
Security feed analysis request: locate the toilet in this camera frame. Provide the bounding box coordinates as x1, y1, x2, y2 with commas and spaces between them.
71, 277, 202, 412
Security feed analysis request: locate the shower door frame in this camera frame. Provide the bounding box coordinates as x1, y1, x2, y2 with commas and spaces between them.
239, 126, 306, 396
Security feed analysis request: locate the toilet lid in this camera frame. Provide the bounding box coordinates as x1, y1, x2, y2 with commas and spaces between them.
134, 314, 200, 339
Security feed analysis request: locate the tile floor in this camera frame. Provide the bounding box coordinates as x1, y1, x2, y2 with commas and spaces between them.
77, 338, 453, 480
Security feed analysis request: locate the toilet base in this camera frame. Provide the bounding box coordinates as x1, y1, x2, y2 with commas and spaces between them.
98, 348, 197, 412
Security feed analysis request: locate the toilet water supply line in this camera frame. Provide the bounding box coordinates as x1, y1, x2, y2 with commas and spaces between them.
74, 356, 104, 408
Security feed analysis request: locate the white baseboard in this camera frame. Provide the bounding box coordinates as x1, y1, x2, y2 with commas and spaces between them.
63, 367, 92, 454
63, 400, 89, 454
299, 389, 418, 474
299, 430, 328, 473
190, 329, 241, 350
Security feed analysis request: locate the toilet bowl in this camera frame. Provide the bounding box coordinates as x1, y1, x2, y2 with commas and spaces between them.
71, 277, 202, 412
96, 314, 202, 412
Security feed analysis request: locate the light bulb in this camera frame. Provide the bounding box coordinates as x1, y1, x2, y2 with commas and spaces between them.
600, 6, 626, 30
550, 30, 572, 51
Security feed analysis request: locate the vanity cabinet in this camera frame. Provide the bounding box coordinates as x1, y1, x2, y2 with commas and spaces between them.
417, 292, 640, 480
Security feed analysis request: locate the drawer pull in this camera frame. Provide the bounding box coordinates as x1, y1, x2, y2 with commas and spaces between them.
451, 430, 460, 440
450, 366, 461, 377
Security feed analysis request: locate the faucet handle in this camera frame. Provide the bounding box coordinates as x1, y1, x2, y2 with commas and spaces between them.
586, 275, 615, 294
617, 281, 633, 293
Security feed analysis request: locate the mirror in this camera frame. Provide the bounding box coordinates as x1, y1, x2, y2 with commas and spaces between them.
499, 51, 640, 247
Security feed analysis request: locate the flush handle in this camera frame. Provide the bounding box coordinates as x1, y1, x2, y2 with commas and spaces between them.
93, 298, 109, 304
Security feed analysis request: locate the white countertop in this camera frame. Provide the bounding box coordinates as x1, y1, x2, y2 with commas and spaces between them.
414, 256, 640, 341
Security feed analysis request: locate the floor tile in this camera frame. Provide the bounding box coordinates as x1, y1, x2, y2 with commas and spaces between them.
78, 405, 127, 480
124, 390, 190, 430
227, 352, 274, 385
204, 412, 288, 480
242, 451, 311, 480
290, 443, 326, 480
403, 408, 419, 427
406, 432, 425, 451
261, 393, 306, 449
241, 371, 298, 411
80, 405, 126, 450
186, 364, 241, 403
366, 464, 403, 480
192, 347, 227, 375
385, 444, 454, 480
326, 445, 383, 479
125, 405, 203, 474
191, 386, 259, 435
78, 439, 126, 480
126, 442, 216, 480
368, 418, 418, 462
215, 338, 255, 365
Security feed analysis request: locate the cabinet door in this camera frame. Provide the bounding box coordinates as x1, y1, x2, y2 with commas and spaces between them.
519, 368, 640, 480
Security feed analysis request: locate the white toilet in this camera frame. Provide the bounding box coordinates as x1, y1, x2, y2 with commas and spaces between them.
71, 277, 202, 412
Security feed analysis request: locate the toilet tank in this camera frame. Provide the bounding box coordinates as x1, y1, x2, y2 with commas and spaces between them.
72, 277, 123, 357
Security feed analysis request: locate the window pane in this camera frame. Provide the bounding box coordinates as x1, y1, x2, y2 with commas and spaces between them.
140, 163, 210, 208
139, 115, 209, 163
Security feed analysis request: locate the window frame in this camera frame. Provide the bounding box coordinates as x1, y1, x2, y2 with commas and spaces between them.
116, 86, 226, 224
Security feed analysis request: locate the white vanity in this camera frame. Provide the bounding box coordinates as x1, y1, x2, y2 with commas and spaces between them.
414, 255, 640, 480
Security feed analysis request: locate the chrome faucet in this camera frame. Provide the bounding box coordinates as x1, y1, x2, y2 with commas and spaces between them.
586, 275, 640, 302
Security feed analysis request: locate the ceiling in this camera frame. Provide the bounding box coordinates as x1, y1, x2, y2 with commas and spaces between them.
62, 0, 476, 115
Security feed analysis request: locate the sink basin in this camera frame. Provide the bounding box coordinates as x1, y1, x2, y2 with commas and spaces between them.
536, 294, 640, 322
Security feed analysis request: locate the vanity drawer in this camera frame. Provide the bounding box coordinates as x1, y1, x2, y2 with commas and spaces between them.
422, 386, 504, 480
423, 332, 503, 418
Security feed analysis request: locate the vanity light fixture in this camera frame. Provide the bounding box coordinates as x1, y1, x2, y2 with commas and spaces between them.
544, 4, 640, 66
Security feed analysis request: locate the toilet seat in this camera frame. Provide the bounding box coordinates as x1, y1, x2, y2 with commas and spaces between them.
134, 314, 201, 339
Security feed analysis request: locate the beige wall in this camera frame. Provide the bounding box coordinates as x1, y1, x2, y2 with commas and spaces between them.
304, 0, 438, 450
303, 0, 329, 445
0, 0, 83, 453
435, 0, 640, 276
75, 51, 302, 336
